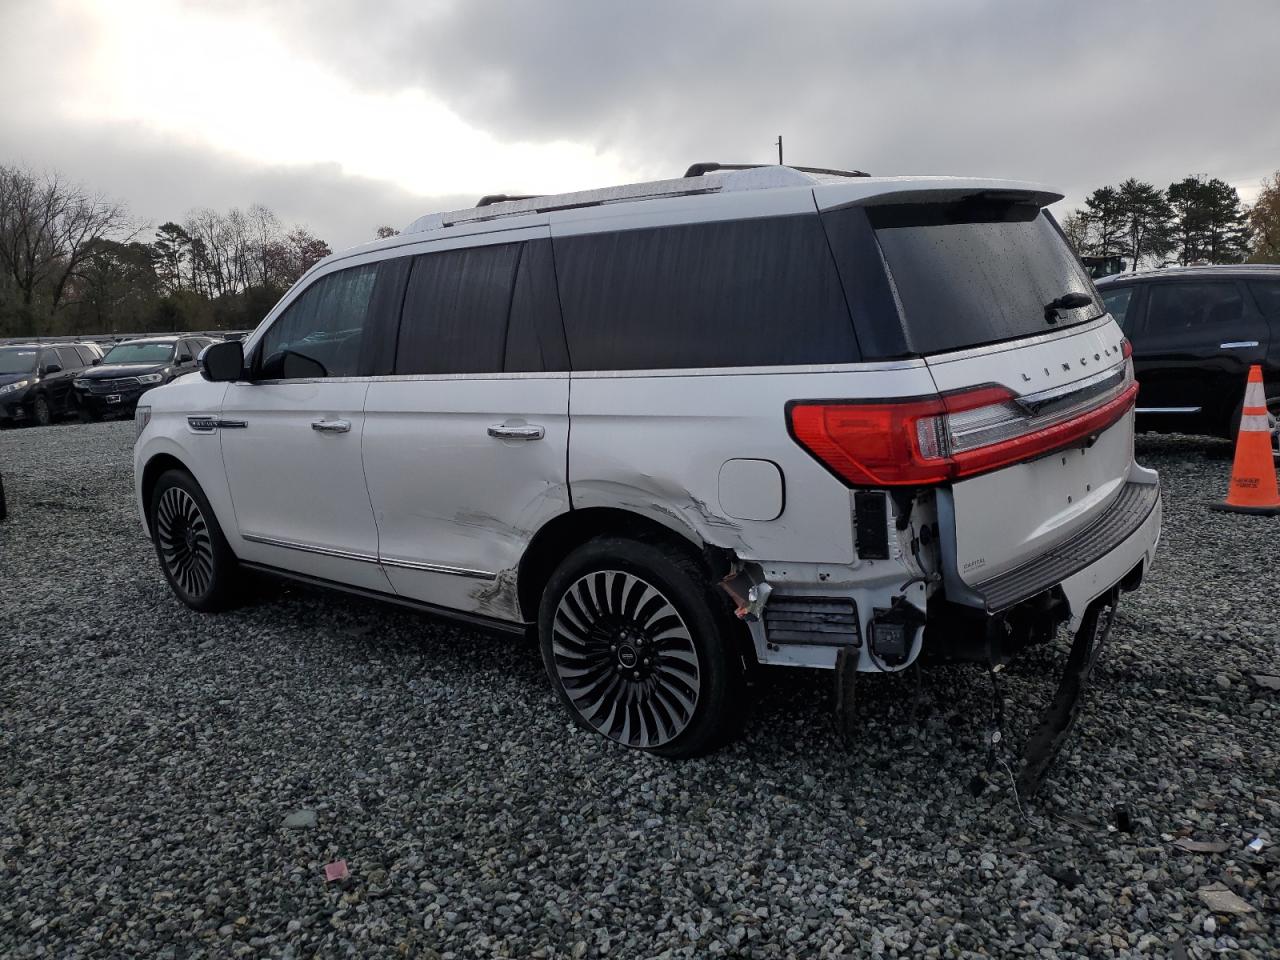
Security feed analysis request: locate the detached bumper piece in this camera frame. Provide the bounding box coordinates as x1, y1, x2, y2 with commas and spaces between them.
972, 481, 1159, 613
1015, 591, 1118, 797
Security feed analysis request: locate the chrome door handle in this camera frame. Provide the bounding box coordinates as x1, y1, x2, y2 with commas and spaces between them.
1220, 341, 1259, 349
311, 418, 351, 433
488, 423, 545, 441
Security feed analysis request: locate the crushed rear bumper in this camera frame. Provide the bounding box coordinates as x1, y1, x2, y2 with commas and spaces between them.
939, 467, 1161, 630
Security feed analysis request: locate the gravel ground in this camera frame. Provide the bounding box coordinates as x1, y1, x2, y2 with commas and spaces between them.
1, 420, 1277, 959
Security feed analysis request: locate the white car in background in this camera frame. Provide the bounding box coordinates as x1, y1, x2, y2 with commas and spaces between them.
133, 164, 1160, 784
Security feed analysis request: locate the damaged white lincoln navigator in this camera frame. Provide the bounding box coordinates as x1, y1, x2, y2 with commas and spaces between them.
134, 164, 1161, 790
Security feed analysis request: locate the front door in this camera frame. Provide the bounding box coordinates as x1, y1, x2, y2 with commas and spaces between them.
219, 260, 392, 593
362, 230, 571, 622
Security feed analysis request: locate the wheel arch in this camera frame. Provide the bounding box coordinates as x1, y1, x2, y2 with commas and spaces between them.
139, 452, 192, 537
516, 506, 734, 623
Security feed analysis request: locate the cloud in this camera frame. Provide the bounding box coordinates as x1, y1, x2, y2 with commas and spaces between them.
2, 0, 1278, 254
0, 110, 478, 250
264, 0, 1280, 205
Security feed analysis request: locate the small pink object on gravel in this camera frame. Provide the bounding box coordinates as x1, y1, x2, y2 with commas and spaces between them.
323, 860, 349, 882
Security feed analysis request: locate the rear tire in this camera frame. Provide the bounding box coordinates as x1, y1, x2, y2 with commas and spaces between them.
149, 469, 239, 612
538, 537, 746, 758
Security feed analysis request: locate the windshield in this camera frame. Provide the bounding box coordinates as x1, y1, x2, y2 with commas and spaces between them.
102, 342, 175, 365
0, 348, 39, 375
865, 202, 1102, 356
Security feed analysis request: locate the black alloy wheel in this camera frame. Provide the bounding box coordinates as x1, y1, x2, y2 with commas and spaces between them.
149, 469, 239, 611
539, 537, 745, 757
32, 394, 51, 427
551, 569, 702, 749
156, 485, 215, 598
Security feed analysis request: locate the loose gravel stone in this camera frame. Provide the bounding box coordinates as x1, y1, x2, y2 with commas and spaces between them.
1, 422, 1277, 958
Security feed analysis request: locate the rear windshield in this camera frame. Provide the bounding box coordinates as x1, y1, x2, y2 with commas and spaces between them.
103, 342, 176, 364
864, 202, 1101, 356
0, 348, 39, 374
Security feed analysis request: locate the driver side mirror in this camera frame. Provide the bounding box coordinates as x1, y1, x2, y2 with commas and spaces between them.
91, 357, 102, 365
42, 363, 62, 375
200, 340, 244, 382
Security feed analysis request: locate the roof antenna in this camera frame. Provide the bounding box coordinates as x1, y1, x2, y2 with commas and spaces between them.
776, 135, 784, 165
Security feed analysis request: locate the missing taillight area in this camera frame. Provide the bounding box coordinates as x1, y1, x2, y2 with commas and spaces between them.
788, 362, 1138, 487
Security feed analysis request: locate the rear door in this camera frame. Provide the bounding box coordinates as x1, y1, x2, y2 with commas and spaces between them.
219, 260, 394, 592
1131, 279, 1267, 427
361, 228, 572, 622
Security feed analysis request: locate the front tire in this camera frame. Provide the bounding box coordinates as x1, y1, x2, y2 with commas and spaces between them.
538, 537, 745, 758
31, 394, 51, 427
149, 469, 239, 612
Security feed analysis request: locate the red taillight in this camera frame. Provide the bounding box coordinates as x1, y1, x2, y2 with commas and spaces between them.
788, 369, 1138, 487
788, 397, 952, 486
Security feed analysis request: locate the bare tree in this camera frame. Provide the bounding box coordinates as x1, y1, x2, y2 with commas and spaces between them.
0, 164, 135, 314
1060, 210, 1090, 254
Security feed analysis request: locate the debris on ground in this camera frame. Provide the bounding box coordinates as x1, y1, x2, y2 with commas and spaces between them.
2, 423, 1277, 957
1197, 882, 1256, 915
323, 860, 350, 883
1173, 838, 1230, 854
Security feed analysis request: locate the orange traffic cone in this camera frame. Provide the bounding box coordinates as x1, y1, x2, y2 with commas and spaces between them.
1211, 365, 1280, 516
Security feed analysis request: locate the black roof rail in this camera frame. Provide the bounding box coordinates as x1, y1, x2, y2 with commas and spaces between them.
683, 162, 870, 179
476, 193, 543, 208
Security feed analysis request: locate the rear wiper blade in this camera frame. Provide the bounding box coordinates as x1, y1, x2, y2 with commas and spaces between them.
1044, 292, 1093, 324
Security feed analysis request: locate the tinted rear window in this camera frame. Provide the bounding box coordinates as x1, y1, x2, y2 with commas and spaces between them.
1248, 279, 1280, 318
852, 202, 1101, 356
554, 215, 858, 370
1146, 282, 1242, 331
396, 243, 522, 375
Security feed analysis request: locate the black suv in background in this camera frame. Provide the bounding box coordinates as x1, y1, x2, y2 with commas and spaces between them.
73, 336, 214, 419
1097, 265, 1280, 440
0, 342, 101, 426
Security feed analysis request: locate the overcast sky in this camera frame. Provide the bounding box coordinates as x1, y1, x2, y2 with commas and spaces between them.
2, 0, 1277, 251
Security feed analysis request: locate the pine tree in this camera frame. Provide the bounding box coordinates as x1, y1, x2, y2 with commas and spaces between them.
1081, 186, 1125, 258
1167, 175, 1250, 264
1114, 178, 1174, 270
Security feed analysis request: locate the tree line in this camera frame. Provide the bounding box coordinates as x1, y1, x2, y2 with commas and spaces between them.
0, 163, 338, 339
1062, 171, 1280, 271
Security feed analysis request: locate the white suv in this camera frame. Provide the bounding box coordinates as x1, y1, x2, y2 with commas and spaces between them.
134, 165, 1161, 768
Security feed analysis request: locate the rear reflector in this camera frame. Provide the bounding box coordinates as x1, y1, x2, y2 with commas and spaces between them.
788, 362, 1137, 487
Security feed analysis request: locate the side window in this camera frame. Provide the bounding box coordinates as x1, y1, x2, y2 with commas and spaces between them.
56, 346, 83, 370
39, 349, 59, 372
395, 243, 522, 375
554, 215, 857, 370
176, 340, 195, 362
1247, 280, 1280, 318
504, 239, 568, 372
1146, 282, 1243, 333
73, 345, 97, 365
1100, 287, 1134, 331
259, 264, 378, 379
